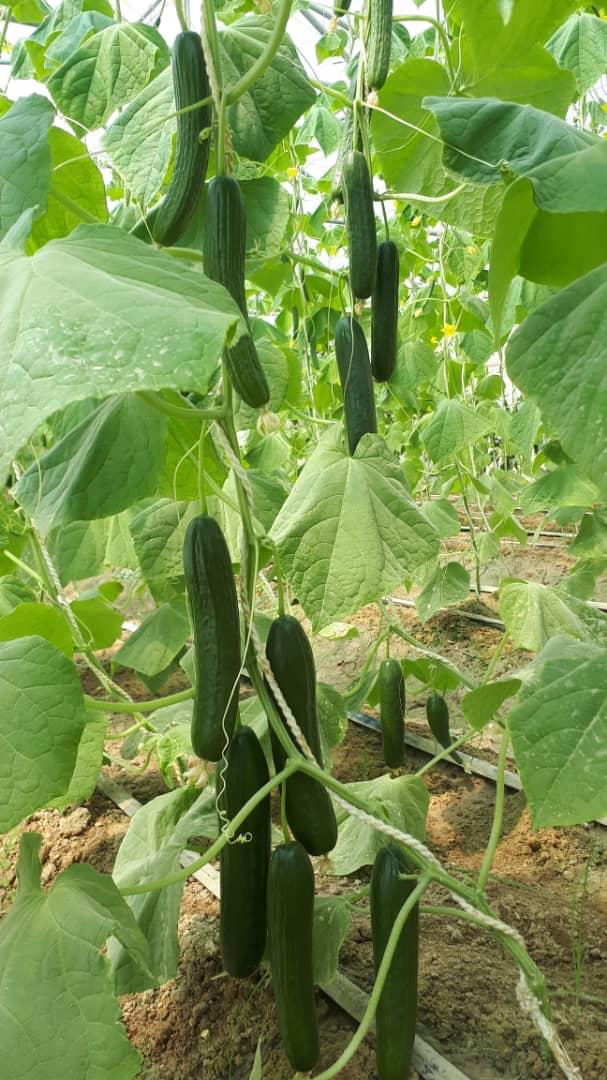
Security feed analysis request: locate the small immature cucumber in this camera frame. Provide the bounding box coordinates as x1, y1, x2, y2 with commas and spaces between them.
342, 149, 377, 299
366, 0, 393, 91
371, 239, 399, 382
426, 691, 461, 763
378, 658, 405, 768
203, 175, 270, 408
335, 315, 377, 455
267, 842, 320, 1072
183, 515, 241, 761
266, 615, 338, 857
371, 843, 419, 1080
134, 32, 211, 246
219, 726, 271, 977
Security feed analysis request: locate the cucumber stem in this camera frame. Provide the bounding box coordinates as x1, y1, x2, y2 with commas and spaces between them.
476, 722, 510, 893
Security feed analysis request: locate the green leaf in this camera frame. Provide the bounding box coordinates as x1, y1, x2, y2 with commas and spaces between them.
30, 126, 107, 248
521, 465, 600, 515
509, 637, 607, 826
0, 832, 147, 1079
317, 682, 349, 760
220, 16, 316, 161
109, 786, 216, 992
416, 562, 470, 623
419, 498, 461, 538
313, 896, 351, 984
461, 679, 521, 730
248, 1039, 263, 1080
510, 399, 541, 459
44, 10, 114, 67
298, 103, 341, 155
506, 263, 607, 492
329, 773, 429, 876
421, 398, 492, 462
0, 225, 244, 480
114, 604, 190, 677
130, 499, 198, 600
270, 429, 439, 630
0, 602, 73, 656
15, 395, 167, 534
0, 637, 86, 832
47, 22, 165, 130
48, 708, 108, 810
102, 67, 174, 206
499, 579, 594, 652
50, 512, 137, 584
0, 95, 54, 239
70, 595, 123, 650
373, 59, 450, 197
0, 576, 36, 615
547, 13, 607, 95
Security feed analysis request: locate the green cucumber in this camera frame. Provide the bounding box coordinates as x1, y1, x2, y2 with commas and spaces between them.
342, 149, 377, 298
267, 841, 320, 1072
378, 658, 405, 768
366, 0, 393, 91
335, 314, 377, 455
371, 844, 419, 1080
183, 515, 241, 761
219, 725, 271, 977
203, 175, 270, 408
426, 691, 461, 763
134, 32, 210, 246
371, 239, 399, 382
266, 616, 338, 857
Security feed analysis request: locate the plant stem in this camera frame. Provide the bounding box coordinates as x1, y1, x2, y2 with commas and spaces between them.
138, 391, 228, 422
86, 687, 195, 713
482, 630, 509, 685
455, 459, 482, 596
476, 722, 510, 893
224, 0, 293, 105
119, 761, 299, 895
312, 875, 432, 1079
392, 13, 455, 83
414, 728, 476, 779
174, 0, 188, 31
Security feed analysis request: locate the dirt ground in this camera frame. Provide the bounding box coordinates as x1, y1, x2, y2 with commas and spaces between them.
1, 536, 607, 1079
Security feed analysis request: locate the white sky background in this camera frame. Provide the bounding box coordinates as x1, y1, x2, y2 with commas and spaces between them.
3, 0, 439, 99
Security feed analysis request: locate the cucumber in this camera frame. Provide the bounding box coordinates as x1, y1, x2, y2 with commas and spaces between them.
342, 149, 377, 298
266, 615, 338, 856
134, 32, 210, 246
267, 842, 320, 1072
371, 239, 399, 382
378, 658, 405, 768
426, 692, 461, 763
183, 515, 241, 761
219, 725, 271, 977
371, 844, 419, 1080
334, 0, 352, 13
203, 175, 270, 408
366, 0, 393, 91
335, 315, 378, 454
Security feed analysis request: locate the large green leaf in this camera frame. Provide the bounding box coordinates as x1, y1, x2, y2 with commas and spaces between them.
509, 637, 607, 826
114, 604, 190, 678
109, 786, 215, 993
129, 499, 198, 601
46, 22, 165, 129
499, 579, 607, 651
506, 263, 607, 491
0, 224, 244, 481
30, 127, 108, 249
48, 708, 108, 811
521, 465, 599, 514
0, 833, 147, 1079
50, 512, 137, 584
220, 16, 316, 161
328, 773, 429, 876
0, 636, 86, 831
0, 602, 72, 656
102, 67, 174, 206
416, 562, 470, 623
15, 394, 167, 533
0, 95, 54, 239
547, 13, 607, 94
270, 429, 438, 630
421, 398, 492, 461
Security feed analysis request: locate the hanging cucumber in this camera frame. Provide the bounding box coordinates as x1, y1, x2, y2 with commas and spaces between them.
335, 314, 377, 455
219, 726, 271, 977
183, 515, 241, 761
267, 842, 320, 1072
366, 0, 393, 91
133, 32, 211, 246
378, 658, 405, 768
203, 175, 270, 408
371, 844, 419, 1080
266, 616, 338, 856
342, 149, 377, 299
426, 691, 461, 763
371, 239, 399, 382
